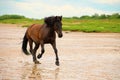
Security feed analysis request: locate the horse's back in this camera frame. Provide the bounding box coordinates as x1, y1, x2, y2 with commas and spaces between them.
26, 24, 43, 43
28, 24, 42, 30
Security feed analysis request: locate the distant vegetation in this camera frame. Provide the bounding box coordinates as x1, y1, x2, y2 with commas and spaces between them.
0, 13, 120, 20
0, 14, 26, 20
0, 13, 120, 32
79, 13, 120, 19
0, 14, 43, 25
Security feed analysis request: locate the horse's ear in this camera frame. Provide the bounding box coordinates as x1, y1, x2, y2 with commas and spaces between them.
55, 16, 62, 21
44, 17, 49, 24
55, 16, 58, 20
60, 16, 62, 21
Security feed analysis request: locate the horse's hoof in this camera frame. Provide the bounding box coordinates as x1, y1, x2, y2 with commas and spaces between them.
37, 54, 42, 59
34, 60, 41, 64
55, 61, 60, 66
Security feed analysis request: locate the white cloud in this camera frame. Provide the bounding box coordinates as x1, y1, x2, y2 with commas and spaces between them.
0, 0, 119, 19
93, 0, 120, 5
58, 5, 115, 17
15, 1, 114, 18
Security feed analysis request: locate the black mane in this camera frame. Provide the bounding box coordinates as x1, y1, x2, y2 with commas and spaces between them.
44, 16, 62, 27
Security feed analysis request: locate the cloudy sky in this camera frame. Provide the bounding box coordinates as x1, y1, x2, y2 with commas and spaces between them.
0, 0, 120, 19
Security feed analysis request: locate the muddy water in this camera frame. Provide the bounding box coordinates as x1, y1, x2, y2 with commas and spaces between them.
0, 24, 120, 80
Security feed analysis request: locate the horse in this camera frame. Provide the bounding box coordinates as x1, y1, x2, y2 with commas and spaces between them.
22, 16, 63, 66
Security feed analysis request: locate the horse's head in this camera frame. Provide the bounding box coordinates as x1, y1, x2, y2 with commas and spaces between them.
54, 16, 63, 38
45, 16, 63, 38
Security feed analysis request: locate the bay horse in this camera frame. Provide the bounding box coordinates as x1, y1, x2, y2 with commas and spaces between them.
22, 16, 63, 66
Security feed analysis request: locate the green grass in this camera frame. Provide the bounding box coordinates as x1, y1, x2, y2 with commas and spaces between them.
62, 19, 120, 32
0, 18, 120, 32
0, 18, 44, 26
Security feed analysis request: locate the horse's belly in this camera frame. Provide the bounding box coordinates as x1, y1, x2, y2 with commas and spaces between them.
43, 38, 54, 44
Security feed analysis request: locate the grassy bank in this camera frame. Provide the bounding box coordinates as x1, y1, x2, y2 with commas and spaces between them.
0, 15, 120, 32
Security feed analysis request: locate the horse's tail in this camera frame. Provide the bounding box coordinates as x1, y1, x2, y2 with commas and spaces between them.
22, 33, 30, 55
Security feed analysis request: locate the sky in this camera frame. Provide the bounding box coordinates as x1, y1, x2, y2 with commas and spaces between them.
0, 0, 120, 19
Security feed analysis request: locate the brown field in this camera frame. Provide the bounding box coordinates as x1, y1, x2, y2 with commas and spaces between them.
0, 24, 120, 80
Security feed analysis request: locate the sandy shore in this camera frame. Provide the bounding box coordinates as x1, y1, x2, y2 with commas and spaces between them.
0, 24, 120, 80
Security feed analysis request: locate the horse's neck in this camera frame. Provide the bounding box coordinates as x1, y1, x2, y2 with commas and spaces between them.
49, 27, 55, 36
42, 24, 55, 37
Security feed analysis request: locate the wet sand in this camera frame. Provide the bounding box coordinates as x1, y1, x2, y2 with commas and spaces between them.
0, 24, 120, 80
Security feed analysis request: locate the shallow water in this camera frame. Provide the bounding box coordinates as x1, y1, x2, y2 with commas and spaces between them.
0, 24, 120, 80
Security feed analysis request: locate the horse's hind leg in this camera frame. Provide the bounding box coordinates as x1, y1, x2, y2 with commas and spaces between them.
28, 39, 38, 63
28, 39, 33, 54
33, 43, 40, 64
28, 39, 39, 63
37, 43, 45, 59
51, 42, 59, 66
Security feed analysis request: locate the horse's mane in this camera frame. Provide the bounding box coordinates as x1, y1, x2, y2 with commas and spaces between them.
44, 16, 62, 27
44, 16, 55, 26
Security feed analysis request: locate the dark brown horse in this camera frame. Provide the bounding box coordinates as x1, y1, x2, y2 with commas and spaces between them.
22, 16, 63, 66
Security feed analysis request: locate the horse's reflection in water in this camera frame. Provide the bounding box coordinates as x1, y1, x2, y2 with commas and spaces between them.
29, 64, 42, 80
28, 64, 59, 80
55, 68, 59, 80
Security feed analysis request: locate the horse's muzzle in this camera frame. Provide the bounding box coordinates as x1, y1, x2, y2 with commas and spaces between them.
58, 33, 63, 38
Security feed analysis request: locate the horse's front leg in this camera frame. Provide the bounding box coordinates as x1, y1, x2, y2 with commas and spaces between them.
32, 43, 40, 64
37, 43, 45, 59
51, 42, 59, 66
